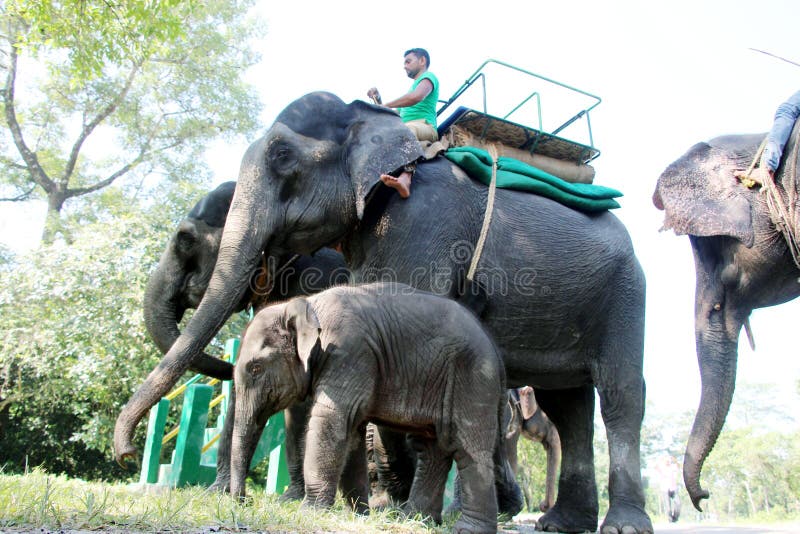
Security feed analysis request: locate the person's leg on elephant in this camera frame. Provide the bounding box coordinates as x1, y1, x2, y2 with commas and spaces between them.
379, 117, 437, 199
534, 385, 599, 533
403, 436, 451, 523
736, 89, 800, 185
379, 163, 416, 199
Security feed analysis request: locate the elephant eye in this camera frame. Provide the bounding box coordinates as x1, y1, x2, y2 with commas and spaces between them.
249, 362, 263, 375
269, 143, 298, 176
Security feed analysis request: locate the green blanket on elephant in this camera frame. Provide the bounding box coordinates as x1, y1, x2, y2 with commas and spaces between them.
444, 146, 622, 212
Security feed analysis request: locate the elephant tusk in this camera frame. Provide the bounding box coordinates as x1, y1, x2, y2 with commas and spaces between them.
743, 317, 756, 351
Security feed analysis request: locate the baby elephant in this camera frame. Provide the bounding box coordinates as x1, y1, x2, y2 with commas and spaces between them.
230, 282, 512, 533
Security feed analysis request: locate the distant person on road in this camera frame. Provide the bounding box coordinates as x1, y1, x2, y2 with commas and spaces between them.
367, 48, 439, 198
736, 90, 800, 185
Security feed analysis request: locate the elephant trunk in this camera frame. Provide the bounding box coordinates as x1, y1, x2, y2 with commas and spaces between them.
683, 317, 740, 512
114, 140, 275, 466
142, 255, 233, 380
230, 398, 271, 498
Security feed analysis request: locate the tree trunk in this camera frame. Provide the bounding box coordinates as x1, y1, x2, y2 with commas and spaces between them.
41, 192, 68, 245
744, 477, 755, 516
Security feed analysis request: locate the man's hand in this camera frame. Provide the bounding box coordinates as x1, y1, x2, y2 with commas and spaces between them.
367, 87, 382, 105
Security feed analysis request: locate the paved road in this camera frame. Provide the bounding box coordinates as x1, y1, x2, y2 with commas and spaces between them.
652, 523, 800, 534
505, 519, 800, 533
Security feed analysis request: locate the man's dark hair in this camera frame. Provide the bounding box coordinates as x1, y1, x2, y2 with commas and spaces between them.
404, 48, 430, 68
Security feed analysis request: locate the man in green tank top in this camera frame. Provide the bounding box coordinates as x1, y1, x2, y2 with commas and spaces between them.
367, 48, 439, 198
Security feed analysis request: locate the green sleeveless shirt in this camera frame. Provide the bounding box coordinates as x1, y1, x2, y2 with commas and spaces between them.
399, 71, 439, 127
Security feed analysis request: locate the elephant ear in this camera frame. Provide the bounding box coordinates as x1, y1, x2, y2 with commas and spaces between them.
653, 135, 762, 248
345, 100, 424, 219
283, 297, 322, 373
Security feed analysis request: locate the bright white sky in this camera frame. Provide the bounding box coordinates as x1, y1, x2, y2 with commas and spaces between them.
2, 0, 799, 426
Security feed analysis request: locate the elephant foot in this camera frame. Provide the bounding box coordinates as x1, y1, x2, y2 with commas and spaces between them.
496, 479, 524, 519
208, 476, 230, 493
368, 490, 392, 511
599, 502, 653, 534
278, 483, 305, 502
535, 502, 597, 533
402, 500, 442, 525
452, 514, 496, 534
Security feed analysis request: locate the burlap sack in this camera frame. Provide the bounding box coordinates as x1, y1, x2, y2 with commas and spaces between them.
442, 126, 596, 184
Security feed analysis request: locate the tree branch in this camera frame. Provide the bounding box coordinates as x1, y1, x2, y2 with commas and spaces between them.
60, 62, 141, 186
63, 137, 183, 198
2, 36, 55, 195
0, 185, 37, 202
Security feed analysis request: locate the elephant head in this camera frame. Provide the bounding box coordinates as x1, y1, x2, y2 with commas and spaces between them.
143, 182, 240, 380
142, 181, 348, 382
653, 125, 800, 511
115, 92, 421, 464
230, 298, 321, 498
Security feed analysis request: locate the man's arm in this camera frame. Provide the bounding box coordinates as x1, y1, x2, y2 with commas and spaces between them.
383, 78, 433, 109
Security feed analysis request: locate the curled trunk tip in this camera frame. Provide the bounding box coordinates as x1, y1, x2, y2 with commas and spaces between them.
683, 456, 710, 511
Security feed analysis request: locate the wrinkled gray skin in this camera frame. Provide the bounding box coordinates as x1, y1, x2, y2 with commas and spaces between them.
653, 123, 800, 512
231, 283, 511, 533
116, 92, 651, 534
507, 386, 561, 513
142, 181, 349, 495
449, 386, 561, 516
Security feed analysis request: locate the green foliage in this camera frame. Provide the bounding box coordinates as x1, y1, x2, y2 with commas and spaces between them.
514, 436, 550, 513
0, 181, 244, 480
0, 0, 262, 242
4, 0, 186, 80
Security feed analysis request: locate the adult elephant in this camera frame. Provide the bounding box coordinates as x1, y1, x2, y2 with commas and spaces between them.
653, 125, 800, 512
116, 92, 651, 534
143, 180, 350, 496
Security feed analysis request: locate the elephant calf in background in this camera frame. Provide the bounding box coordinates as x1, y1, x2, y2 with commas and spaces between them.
230, 282, 518, 534
142, 181, 349, 493
505, 386, 560, 513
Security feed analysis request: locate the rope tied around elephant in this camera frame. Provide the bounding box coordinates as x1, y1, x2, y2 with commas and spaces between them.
745, 136, 800, 272
466, 144, 499, 282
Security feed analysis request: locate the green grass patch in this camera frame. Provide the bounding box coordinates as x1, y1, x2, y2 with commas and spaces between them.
0, 469, 448, 532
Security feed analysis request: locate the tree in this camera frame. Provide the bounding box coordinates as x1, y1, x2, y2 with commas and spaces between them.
0, 181, 247, 480
0, 0, 262, 243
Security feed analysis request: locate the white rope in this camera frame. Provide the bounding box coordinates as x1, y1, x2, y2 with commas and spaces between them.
467, 145, 499, 282
763, 171, 800, 271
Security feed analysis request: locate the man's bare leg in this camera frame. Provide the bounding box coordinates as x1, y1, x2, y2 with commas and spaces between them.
380, 171, 412, 198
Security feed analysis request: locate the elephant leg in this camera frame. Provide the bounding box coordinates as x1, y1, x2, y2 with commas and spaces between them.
452, 444, 498, 533
210, 391, 235, 492
493, 423, 524, 518
534, 386, 598, 533
403, 436, 450, 524
596, 381, 651, 533
279, 398, 312, 502
370, 426, 415, 507
338, 425, 369, 514
302, 408, 351, 509
541, 428, 561, 512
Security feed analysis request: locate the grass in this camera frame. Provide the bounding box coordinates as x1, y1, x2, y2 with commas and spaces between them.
0, 469, 450, 533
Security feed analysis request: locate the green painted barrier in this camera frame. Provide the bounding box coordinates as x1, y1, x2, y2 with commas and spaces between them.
139, 338, 451, 505
139, 338, 288, 492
